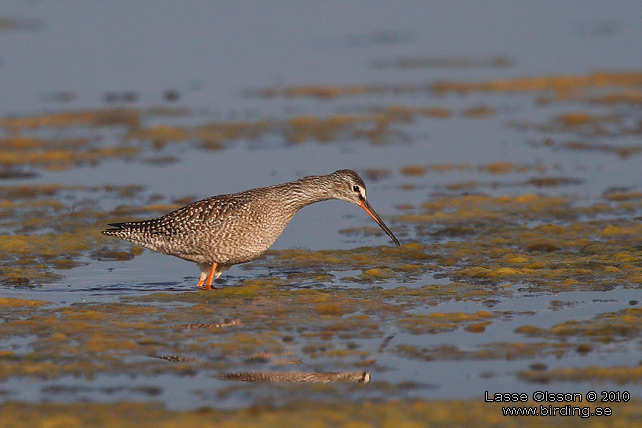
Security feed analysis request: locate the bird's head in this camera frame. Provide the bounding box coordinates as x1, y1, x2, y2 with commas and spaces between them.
329, 169, 400, 246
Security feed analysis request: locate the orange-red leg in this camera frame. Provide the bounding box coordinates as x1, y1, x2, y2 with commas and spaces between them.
197, 262, 218, 290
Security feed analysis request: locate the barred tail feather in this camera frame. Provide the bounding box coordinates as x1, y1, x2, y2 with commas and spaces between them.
102, 218, 179, 256
102, 220, 155, 237
102, 222, 130, 234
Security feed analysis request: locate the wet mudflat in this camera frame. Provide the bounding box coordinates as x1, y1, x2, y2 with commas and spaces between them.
1, 1, 642, 426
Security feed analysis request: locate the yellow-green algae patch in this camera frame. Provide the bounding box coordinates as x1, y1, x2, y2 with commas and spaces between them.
0, 184, 168, 286
509, 107, 642, 159
519, 366, 642, 384
0, 109, 140, 131
462, 105, 496, 118
1, 399, 640, 428
265, 208, 642, 291
395, 341, 573, 362
124, 106, 452, 149
400, 161, 549, 177
0, 108, 194, 170
387, 193, 642, 291
517, 111, 625, 134
0, 280, 518, 380
515, 308, 642, 343
0, 103, 458, 174
124, 120, 271, 148
532, 138, 642, 159
431, 71, 642, 97
585, 90, 642, 105
371, 54, 512, 70
0, 109, 147, 170
251, 242, 436, 284
0, 297, 48, 307
0, 140, 139, 171
399, 311, 497, 335
248, 71, 642, 100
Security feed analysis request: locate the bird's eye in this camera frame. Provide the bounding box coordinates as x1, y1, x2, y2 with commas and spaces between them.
352, 185, 360, 192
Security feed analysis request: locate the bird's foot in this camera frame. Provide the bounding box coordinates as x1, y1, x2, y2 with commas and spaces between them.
196, 279, 220, 290
196, 262, 218, 290
197, 283, 218, 290
196, 278, 209, 290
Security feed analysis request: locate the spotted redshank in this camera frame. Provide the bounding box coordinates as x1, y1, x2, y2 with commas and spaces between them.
103, 170, 399, 289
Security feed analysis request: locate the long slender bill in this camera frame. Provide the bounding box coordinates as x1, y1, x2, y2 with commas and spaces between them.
359, 200, 400, 246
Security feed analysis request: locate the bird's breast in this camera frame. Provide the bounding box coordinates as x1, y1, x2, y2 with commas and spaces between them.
193, 198, 297, 264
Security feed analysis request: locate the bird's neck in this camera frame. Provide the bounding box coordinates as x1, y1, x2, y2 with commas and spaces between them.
278, 175, 336, 212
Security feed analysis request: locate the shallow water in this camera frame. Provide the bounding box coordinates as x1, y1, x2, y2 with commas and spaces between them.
1, 1, 642, 424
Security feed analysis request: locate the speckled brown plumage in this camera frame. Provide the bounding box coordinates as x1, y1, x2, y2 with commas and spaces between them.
103, 170, 399, 289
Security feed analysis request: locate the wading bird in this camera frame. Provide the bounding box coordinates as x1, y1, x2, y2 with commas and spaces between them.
103, 170, 399, 290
